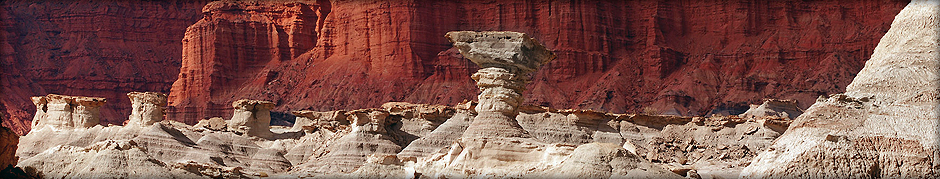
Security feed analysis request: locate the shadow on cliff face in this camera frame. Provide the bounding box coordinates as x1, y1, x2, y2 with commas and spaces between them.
270, 111, 296, 127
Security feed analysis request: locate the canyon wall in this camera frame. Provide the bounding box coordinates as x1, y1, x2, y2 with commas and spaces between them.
167, 0, 908, 123
3, 0, 909, 132
1, 0, 209, 134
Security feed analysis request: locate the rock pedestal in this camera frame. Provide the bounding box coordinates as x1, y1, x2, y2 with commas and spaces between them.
445, 31, 555, 138
228, 99, 275, 137
30, 94, 107, 130
126, 92, 168, 127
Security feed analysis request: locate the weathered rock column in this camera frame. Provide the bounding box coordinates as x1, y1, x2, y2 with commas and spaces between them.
30, 94, 107, 130
446, 31, 555, 138
127, 92, 168, 127
228, 99, 275, 137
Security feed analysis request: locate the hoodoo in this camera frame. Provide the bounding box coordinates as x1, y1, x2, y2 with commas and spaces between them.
446, 31, 555, 138
30, 94, 106, 130
126, 92, 168, 127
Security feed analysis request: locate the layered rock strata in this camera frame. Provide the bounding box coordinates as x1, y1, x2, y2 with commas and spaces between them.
156, 0, 908, 128
126, 92, 168, 127
742, 0, 940, 178
15, 95, 800, 178
446, 31, 555, 138
1, 0, 209, 135
2, 0, 909, 136
30, 94, 106, 130
228, 99, 275, 138
166, 0, 331, 124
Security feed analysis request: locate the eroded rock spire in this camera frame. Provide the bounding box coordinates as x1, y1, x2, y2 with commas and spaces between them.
446, 31, 555, 138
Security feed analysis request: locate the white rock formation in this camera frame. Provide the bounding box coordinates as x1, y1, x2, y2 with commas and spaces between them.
741, 0, 940, 178
30, 94, 106, 130
291, 110, 346, 133
738, 99, 803, 120
446, 31, 555, 138
228, 99, 275, 138
126, 92, 168, 127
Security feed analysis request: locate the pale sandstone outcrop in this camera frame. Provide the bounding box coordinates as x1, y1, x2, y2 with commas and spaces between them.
126, 92, 168, 127
446, 31, 555, 138
397, 110, 473, 160
18, 140, 204, 178
741, 0, 940, 178
539, 143, 681, 178
228, 99, 275, 138
381, 102, 455, 146
17, 97, 788, 178
30, 94, 106, 130
649, 115, 786, 178
194, 117, 227, 131
290, 110, 346, 133
738, 99, 803, 120
297, 109, 401, 173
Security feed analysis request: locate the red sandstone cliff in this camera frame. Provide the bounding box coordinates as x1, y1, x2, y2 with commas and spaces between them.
167, 0, 908, 122
1, 0, 208, 134
2, 0, 909, 130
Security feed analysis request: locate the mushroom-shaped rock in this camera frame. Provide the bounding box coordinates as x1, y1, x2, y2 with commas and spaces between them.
228, 99, 275, 137
30, 94, 107, 130
446, 31, 555, 138
127, 92, 168, 127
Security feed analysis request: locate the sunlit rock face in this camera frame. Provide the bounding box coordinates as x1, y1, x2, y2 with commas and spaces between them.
446, 31, 555, 139
30, 94, 107, 130
742, 0, 940, 178
126, 92, 168, 127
